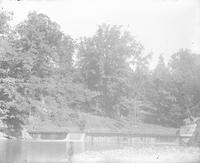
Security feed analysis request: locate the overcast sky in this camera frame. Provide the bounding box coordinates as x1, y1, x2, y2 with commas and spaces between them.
1, 0, 200, 68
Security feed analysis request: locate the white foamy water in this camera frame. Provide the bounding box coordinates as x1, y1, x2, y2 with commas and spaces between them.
73, 146, 200, 163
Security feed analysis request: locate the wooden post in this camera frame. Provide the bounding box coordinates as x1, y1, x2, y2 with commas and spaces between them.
91, 136, 93, 149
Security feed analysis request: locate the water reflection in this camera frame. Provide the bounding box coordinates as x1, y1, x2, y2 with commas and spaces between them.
0, 139, 67, 163
1, 138, 199, 163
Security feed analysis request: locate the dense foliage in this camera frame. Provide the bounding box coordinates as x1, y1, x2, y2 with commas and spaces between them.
0, 11, 200, 136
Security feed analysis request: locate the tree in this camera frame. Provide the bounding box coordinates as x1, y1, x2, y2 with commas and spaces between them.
12, 12, 96, 125
145, 50, 200, 127
14, 12, 72, 77
0, 11, 29, 137
144, 55, 183, 127
0, 11, 12, 36
77, 24, 145, 118
0, 41, 29, 137
169, 49, 200, 118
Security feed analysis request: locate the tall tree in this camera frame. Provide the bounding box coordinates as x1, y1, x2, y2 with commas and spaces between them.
0, 11, 29, 137
13, 12, 96, 124
77, 24, 145, 118
145, 55, 179, 127
169, 49, 200, 118
15, 12, 72, 77
0, 11, 12, 36
146, 50, 200, 127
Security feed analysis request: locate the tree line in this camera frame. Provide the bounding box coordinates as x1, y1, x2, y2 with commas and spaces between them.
0, 11, 200, 136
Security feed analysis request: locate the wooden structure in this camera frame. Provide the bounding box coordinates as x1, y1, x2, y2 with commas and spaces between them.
178, 118, 200, 146
29, 131, 67, 140
28, 124, 181, 151
84, 129, 180, 151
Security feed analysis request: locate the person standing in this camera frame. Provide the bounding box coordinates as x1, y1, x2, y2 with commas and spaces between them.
67, 142, 74, 163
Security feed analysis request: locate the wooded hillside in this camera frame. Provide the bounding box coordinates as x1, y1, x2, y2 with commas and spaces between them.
0, 11, 200, 136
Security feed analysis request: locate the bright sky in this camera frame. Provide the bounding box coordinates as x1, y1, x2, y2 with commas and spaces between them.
1, 0, 200, 68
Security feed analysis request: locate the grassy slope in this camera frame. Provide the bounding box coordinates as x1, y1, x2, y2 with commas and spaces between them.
25, 111, 178, 135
